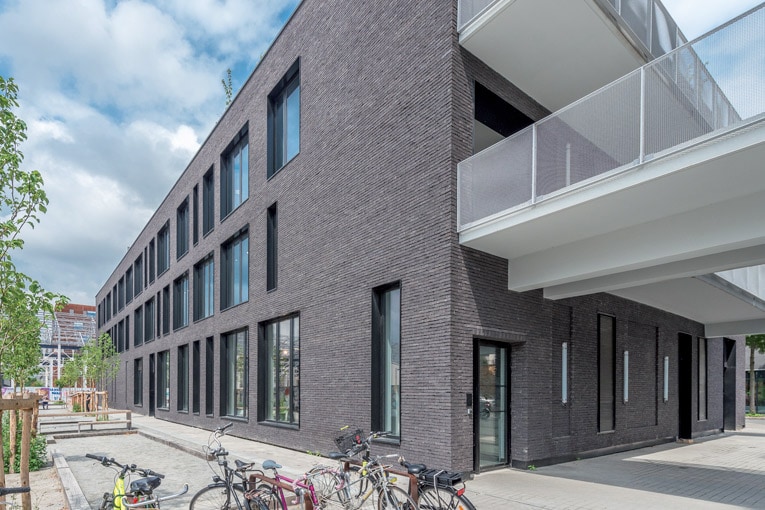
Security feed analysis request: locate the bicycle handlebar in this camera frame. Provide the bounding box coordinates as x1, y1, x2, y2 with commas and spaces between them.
120, 483, 189, 508
216, 422, 234, 434
86, 453, 165, 478
0, 486, 31, 496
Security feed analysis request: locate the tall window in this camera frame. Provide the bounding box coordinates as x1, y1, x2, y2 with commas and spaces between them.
112, 285, 117, 315
261, 316, 299, 425
117, 319, 125, 352
144, 297, 155, 342
173, 273, 189, 330
267, 203, 278, 291
202, 168, 214, 235
133, 358, 143, 406
192, 340, 200, 414
178, 344, 189, 412
106, 292, 111, 320
157, 350, 170, 409
149, 239, 156, 283
221, 131, 249, 218
118, 277, 125, 310
221, 230, 248, 309
205, 337, 214, 415
372, 284, 401, 438
177, 197, 189, 259
598, 314, 616, 432
162, 285, 170, 335
125, 267, 133, 304
124, 316, 130, 351
192, 185, 199, 245
221, 329, 247, 418
268, 62, 300, 177
157, 222, 170, 275
134, 255, 143, 297
698, 338, 707, 420
134, 306, 143, 347
193, 255, 214, 321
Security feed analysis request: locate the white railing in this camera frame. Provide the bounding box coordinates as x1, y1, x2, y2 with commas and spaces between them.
458, 4, 764, 230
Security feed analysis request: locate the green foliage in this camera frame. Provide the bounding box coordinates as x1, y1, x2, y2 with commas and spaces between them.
747, 334, 765, 412
72, 403, 82, 413
222, 68, 233, 106
57, 356, 82, 388
79, 333, 119, 390
1, 413, 47, 473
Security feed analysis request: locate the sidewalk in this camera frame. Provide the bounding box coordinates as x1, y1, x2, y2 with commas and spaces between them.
54, 414, 765, 509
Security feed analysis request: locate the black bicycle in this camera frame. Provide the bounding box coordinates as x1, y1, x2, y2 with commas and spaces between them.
86, 453, 188, 509
188, 422, 271, 510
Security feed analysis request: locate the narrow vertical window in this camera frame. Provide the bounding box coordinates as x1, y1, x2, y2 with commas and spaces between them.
221, 129, 249, 218
134, 306, 143, 347
173, 273, 189, 330
157, 350, 170, 409
178, 344, 189, 412
205, 337, 214, 415
267, 203, 278, 291
192, 340, 200, 414
117, 319, 125, 352
124, 315, 130, 351
144, 298, 155, 342
149, 240, 156, 283
125, 268, 133, 304
261, 316, 300, 425
268, 61, 300, 177
157, 222, 170, 275
202, 168, 214, 235
162, 285, 170, 335
221, 329, 247, 418
192, 184, 199, 245
133, 358, 143, 406
562, 342, 568, 404
134, 254, 143, 295
221, 230, 249, 309
698, 338, 707, 420
193, 255, 214, 321
598, 314, 616, 432
372, 284, 401, 438
177, 197, 189, 259
118, 277, 125, 310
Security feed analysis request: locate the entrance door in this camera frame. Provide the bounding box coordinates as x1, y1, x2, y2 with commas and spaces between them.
678, 333, 693, 439
723, 339, 737, 430
475, 341, 509, 471
149, 353, 156, 417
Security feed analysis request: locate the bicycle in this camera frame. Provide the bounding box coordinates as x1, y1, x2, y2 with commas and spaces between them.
0, 486, 31, 508
86, 453, 188, 509
188, 422, 271, 510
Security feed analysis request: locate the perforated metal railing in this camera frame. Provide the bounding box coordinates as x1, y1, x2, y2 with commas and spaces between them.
458, 4, 764, 230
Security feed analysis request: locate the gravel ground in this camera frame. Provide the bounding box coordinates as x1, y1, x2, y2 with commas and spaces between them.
4, 467, 67, 510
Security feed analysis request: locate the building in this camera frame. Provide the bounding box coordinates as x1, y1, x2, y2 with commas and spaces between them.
96, 0, 765, 472
39, 304, 97, 387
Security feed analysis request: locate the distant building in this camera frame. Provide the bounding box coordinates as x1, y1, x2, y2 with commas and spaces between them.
39, 304, 97, 386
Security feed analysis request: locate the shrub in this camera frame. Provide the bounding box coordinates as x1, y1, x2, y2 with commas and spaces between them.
2, 412, 47, 473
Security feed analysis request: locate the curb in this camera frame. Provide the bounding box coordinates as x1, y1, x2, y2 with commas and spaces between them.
51, 448, 90, 510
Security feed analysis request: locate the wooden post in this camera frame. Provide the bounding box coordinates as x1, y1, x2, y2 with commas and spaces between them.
0, 409, 5, 507
20, 409, 31, 510
9, 409, 16, 474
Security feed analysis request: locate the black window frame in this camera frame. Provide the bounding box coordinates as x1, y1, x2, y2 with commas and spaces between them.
205, 336, 214, 415
267, 60, 301, 178
259, 315, 300, 426
157, 350, 170, 410
192, 340, 200, 414
157, 222, 170, 276
134, 254, 144, 296
267, 203, 278, 291
133, 358, 143, 406
177, 196, 189, 260
134, 306, 143, 347
125, 267, 133, 304
144, 297, 155, 343
598, 314, 616, 432
192, 184, 199, 246
178, 343, 189, 412
162, 285, 171, 335
173, 273, 189, 330
202, 167, 215, 236
221, 127, 249, 219
193, 254, 214, 321
371, 283, 401, 440
221, 329, 248, 419
221, 228, 249, 310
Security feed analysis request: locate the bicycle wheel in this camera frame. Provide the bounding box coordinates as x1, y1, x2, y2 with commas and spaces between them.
189, 484, 246, 509
255, 484, 284, 510
418, 486, 477, 510
337, 465, 371, 509
377, 485, 417, 510
306, 466, 343, 504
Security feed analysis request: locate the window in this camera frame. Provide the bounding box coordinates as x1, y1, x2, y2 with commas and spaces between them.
124, 316, 130, 351
372, 284, 400, 438
192, 185, 199, 246
162, 285, 170, 335
205, 337, 214, 415
106, 292, 112, 320
134, 306, 143, 347
221, 230, 249, 309
177, 197, 189, 259
157, 350, 170, 410
156, 292, 161, 338
598, 314, 616, 432
268, 62, 300, 177
149, 240, 156, 283
193, 340, 200, 414
134, 254, 143, 295
267, 203, 277, 291
157, 222, 170, 276
118, 277, 125, 310
698, 338, 707, 420
193, 255, 214, 321
202, 168, 214, 235
126, 268, 133, 304
112, 285, 117, 315
178, 344, 189, 412
144, 298, 155, 342
221, 130, 249, 218
221, 329, 247, 418
261, 316, 299, 425
117, 319, 125, 352
133, 358, 143, 406
173, 273, 189, 330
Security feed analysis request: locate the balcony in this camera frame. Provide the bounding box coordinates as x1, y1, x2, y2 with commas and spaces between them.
457, 5, 765, 336
458, 0, 687, 111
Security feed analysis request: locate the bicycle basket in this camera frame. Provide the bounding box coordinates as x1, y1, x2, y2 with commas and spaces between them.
334, 428, 363, 454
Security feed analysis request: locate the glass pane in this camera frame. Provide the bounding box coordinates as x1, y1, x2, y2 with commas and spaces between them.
274, 99, 284, 169
266, 323, 277, 421
383, 288, 401, 436
241, 143, 248, 202
478, 344, 508, 468
286, 84, 300, 161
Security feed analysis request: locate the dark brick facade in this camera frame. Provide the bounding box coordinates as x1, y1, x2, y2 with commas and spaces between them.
96, 0, 744, 473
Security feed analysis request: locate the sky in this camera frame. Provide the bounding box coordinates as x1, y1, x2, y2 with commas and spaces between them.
0, 0, 761, 306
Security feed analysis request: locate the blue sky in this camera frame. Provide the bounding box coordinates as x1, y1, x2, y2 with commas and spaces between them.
0, 0, 760, 305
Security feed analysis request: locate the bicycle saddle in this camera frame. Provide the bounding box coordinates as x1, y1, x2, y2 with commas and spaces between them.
131, 476, 162, 493
262, 460, 282, 470
235, 459, 254, 470
402, 462, 427, 475
328, 452, 347, 460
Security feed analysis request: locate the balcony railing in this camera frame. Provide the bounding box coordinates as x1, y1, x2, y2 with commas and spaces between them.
458, 4, 764, 230
458, 0, 686, 61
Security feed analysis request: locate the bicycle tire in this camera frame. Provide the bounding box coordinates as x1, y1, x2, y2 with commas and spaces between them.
377, 485, 417, 510
306, 465, 343, 504
189, 484, 247, 509
418, 486, 477, 510
255, 484, 283, 510
336, 465, 370, 509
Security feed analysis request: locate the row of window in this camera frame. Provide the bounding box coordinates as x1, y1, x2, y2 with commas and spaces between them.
131, 283, 401, 437
99, 60, 299, 328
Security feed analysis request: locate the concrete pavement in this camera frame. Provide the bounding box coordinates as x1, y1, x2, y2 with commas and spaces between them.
49, 413, 765, 509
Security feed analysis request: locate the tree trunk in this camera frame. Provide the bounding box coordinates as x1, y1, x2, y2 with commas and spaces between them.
0, 409, 6, 507
751, 345, 758, 414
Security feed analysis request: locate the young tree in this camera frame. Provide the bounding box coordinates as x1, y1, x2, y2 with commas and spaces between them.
57, 355, 82, 389
747, 334, 765, 414
80, 333, 119, 391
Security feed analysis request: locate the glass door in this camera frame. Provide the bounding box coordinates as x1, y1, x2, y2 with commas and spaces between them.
476, 342, 509, 470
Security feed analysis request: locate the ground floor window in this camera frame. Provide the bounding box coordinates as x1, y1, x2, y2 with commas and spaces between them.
205, 337, 214, 415
261, 315, 300, 425
133, 358, 143, 406
372, 284, 401, 438
598, 314, 616, 432
698, 338, 707, 420
178, 344, 189, 412
221, 329, 247, 418
157, 350, 170, 409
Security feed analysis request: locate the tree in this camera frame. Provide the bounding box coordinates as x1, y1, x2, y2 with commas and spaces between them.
746, 334, 765, 414
57, 355, 82, 389
222, 68, 233, 106
80, 333, 119, 391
